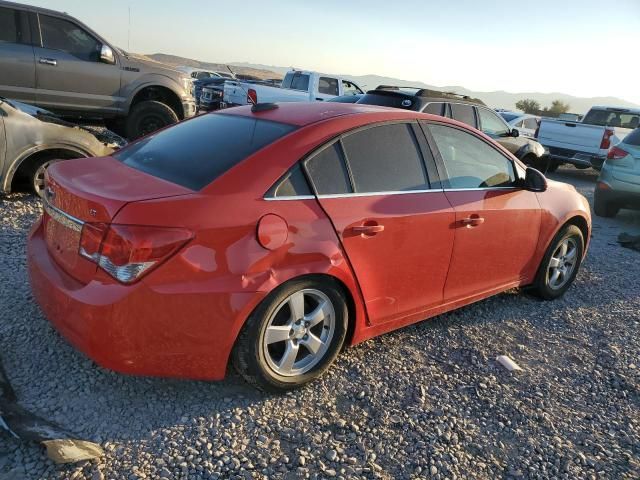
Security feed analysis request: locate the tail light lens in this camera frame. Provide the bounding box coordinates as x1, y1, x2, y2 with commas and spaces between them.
79, 224, 193, 284
600, 129, 614, 150
247, 88, 257, 104
607, 146, 628, 162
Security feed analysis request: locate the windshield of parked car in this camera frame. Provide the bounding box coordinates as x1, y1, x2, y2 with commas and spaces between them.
582, 109, 640, 129
113, 114, 297, 190
499, 112, 520, 122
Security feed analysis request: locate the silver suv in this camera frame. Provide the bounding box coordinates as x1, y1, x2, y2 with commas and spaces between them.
0, 1, 196, 139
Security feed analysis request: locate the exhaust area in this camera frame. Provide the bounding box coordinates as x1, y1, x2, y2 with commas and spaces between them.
0, 357, 104, 464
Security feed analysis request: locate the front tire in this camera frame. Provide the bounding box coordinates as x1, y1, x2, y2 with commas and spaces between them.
233, 277, 348, 392
125, 100, 179, 140
531, 225, 584, 300
594, 195, 619, 218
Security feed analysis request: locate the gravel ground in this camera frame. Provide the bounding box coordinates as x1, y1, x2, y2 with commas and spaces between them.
0, 166, 638, 480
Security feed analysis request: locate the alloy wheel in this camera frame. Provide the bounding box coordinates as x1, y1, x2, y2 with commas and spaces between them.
262, 289, 335, 377
33, 161, 53, 198
546, 237, 578, 290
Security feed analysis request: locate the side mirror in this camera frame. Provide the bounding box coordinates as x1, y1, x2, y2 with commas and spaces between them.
511, 128, 520, 138
524, 167, 547, 192
100, 44, 115, 65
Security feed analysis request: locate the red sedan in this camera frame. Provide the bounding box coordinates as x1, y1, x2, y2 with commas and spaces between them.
27, 103, 591, 391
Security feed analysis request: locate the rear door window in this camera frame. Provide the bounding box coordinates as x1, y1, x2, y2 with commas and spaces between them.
341, 123, 430, 193
450, 103, 477, 128
39, 14, 101, 62
305, 143, 352, 195
0, 7, 29, 44
318, 77, 339, 96
114, 114, 297, 190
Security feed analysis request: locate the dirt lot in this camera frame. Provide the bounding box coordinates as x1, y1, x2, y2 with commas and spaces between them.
0, 166, 638, 480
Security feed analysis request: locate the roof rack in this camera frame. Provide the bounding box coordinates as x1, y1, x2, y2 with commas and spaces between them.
374, 85, 485, 105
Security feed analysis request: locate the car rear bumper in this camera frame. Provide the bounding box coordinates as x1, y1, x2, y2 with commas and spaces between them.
27, 218, 263, 380
546, 146, 605, 169
595, 182, 640, 210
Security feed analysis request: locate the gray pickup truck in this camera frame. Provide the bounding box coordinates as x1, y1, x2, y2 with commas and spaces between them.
0, 1, 196, 139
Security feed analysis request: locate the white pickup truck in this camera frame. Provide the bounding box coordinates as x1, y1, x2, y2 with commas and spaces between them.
223, 70, 364, 107
537, 106, 640, 170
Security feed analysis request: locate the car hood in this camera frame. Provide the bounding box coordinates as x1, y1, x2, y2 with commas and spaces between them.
120, 54, 188, 79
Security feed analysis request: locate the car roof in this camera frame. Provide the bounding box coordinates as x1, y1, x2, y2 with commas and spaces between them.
0, 0, 67, 16
219, 102, 431, 127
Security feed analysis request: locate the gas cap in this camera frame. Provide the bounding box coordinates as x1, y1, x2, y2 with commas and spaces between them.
257, 214, 288, 250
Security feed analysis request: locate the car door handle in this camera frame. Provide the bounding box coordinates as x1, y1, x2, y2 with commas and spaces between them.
460, 216, 485, 227
39, 58, 57, 66
351, 224, 385, 235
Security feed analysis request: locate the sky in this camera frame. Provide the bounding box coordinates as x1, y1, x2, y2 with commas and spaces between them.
23, 0, 640, 104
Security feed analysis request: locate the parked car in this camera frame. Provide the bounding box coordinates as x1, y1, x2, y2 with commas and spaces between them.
357, 87, 548, 169
0, 97, 124, 197
176, 66, 234, 82
499, 112, 540, 138
198, 79, 228, 112
536, 106, 640, 171
223, 69, 364, 106
0, 1, 196, 139
193, 77, 227, 109
327, 94, 364, 103
28, 102, 591, 391
594, 128, 640, 217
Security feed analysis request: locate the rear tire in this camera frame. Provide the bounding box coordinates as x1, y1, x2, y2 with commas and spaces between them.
125, 100, 179, 140
530, 225, 584, 300
594, 196, 619, 217
232, 277, 348, 392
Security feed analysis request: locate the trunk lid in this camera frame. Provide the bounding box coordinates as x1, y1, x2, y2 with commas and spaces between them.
43, 157, 192, 283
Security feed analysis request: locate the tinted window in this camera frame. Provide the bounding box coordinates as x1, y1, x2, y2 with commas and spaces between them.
477, 107, 510, 136
114, 114, 296, 190
342, 123, 429, 193
40, 15, 101, 61
0, 7, 18, 43
450, 103, 477, 128
342, 80, 362, 96
424, 102, 445, 116
428, 124, 515, 189
268, 165, 312, 197
583, 109, 640, 129
319, 77, 339, 96
282, 72, 310, 91
624, 128, 640, 146
305, 143, 352, 195
0, 7, 28, 44
524, 118, 539, 129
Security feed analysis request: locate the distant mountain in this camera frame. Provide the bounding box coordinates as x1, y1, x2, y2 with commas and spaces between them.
147, 54, 638, 114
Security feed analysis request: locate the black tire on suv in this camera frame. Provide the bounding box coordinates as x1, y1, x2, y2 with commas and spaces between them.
125, 100, 179, 140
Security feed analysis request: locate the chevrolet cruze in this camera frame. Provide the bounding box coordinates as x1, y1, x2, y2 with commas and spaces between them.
27, 103, 591, 391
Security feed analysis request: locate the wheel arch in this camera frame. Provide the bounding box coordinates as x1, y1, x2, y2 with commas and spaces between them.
565, 214, 590, 255
5, 145, 89, 193
129, 85, 184, 119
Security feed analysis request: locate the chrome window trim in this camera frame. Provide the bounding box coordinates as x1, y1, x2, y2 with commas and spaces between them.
317, 189, 440, 199
443, 186, 518, 192
43, 199, 84, 232
263, 195, 316, 201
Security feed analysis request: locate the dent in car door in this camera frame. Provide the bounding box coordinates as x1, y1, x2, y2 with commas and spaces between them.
306, 123, 455, 325
0, 7, 36, 102
34, 13, 121, 114
426, 122, 541, 300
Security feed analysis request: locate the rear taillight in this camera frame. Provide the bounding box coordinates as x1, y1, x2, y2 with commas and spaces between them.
607, 146, 628, 162
79, 224, 193, 284
600, 129, 614, 150
247, 88, 257, 104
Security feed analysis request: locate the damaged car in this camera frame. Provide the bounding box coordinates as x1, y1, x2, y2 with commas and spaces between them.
0, 97, 124, 197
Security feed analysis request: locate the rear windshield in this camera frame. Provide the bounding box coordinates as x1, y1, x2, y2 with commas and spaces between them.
624, 128, 640, 146
357, 92, 418, 110
114, 114, 296, 190
582, 109, 640, 129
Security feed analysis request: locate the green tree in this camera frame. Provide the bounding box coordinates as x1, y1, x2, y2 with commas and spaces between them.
549, 100, 570, 115
515, 99, 541, 114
